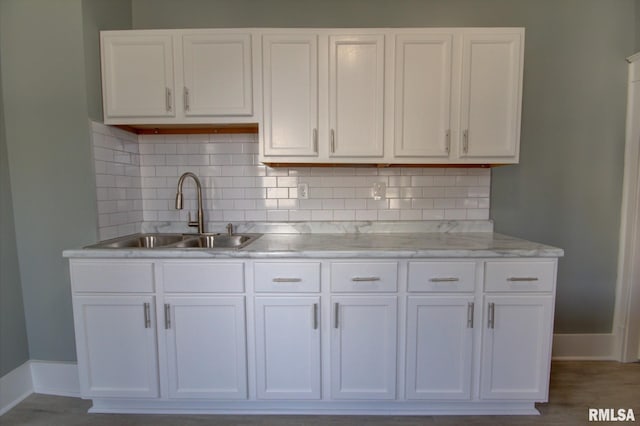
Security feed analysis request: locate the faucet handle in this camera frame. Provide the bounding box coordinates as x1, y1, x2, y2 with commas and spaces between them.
226, 223, 234, 236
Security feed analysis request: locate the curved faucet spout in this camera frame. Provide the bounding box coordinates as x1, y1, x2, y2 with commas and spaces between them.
175, 172, 205, 234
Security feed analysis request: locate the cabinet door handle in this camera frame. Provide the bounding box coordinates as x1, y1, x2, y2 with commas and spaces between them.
165, 88, 172, 112
467, 302, 474, 328
330, 129, 336, 153
183, 87, 190, 112
272, 277, 302, 283
488, 302, 495, 329
143, 302, 151, 328
313, 303, 319, 330
445, 129, 451, 153
351, 277, 381, 282
507, 277, 539, 282
463, 129, 469, 154
164, 304, 171, 329
334, 303, 339, 329
313, 128, 318, 153
429, 277, 460, 283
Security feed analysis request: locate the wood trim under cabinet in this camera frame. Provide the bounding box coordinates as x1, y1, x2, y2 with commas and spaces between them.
262, 162, 497, 168
114, 124, 259, 135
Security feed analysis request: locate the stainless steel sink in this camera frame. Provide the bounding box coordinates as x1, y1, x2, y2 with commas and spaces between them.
85, 233, 261, 250
85, 234, 186, 249
170, 234, 259, 249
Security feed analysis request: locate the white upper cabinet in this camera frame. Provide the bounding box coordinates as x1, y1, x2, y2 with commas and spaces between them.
459, 31, 523, 162
393, 29, 523, 164
262, 34, 319, 157
101, 28, 523, 164
181, 33, 253, 116
329, 35, 385, 158
394, 33, 453, 158
101, 30, 257, 125
259, 31, 385, 163
101, 33, 175, 119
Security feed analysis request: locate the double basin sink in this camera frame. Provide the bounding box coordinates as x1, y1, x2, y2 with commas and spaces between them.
86, 233, 261, 250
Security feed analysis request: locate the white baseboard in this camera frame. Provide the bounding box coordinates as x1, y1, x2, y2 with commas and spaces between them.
30, 361, 80, 397
552, 333, 616, 360
0, 361, 33, 416
0, 360, 80, 415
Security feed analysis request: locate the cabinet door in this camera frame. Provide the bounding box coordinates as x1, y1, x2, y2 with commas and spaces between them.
394, 34, 453, 158
262, 34, 319, 157
101, 33, 175, 119
406, 296, 474, 400
254, 297, 321, 399
182, 33, 253, 116
480, 295, 553, 401
329, 35, 385, 158
330, 296, 397, 399
164, 296, 247, 399
459, 32, 523, 161
73, 295, 159, 398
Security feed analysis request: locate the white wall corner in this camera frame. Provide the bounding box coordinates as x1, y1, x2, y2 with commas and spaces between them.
552, 333, 616, 360
0, 361, 34, 416
30, 360, 80, 397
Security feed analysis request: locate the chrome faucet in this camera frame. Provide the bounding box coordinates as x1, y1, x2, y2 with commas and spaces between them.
226, 223, 234, 236
175, 172, 205, 234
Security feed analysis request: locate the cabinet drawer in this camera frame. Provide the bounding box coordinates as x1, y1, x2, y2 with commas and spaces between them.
408, 261, 476, 292
71, 260, 154, 293
254, 262, 321, 292
484, 261, 555, 292
331, 262, 398, 292
162, 261, 244, 292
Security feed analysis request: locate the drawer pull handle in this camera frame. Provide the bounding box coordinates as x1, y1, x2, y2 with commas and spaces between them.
429, 277, 460, 283
351, 277, 381, 282
507, 277, 539, 282
143, 302, 151, 328
164, 304, 171, 329
165, 87, 172, 112
488, 302, 495, 329
272, 278, 302, 283
313, 303, 318, 330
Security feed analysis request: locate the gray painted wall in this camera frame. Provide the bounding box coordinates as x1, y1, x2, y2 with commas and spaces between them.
0, 0, 129, 363
0, 22, 30, 377
637, 0, 640, 50
132, 0, 635, 333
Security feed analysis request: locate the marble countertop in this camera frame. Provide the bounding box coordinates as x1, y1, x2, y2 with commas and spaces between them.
63, 231, 564, 259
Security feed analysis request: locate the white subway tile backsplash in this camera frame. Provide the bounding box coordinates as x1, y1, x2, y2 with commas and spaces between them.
91, 122, 143, 240
92, 124, 491, 232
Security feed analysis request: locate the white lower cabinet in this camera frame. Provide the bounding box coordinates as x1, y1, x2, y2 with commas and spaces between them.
480, 295, 554, 401
254, 297, 321, 399
163, 296, 248, 399
405, 296, 474, 400
68, 257, 558, 414
73, 295, 159, 398
330, 296, 397, 399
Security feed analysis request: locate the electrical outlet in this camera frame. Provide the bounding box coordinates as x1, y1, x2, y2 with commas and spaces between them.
297, 183, 309, 199
372, 182, 386, 200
